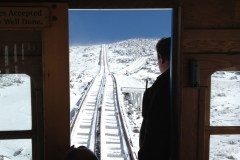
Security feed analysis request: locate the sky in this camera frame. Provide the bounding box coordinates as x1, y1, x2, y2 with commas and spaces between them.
68, 9, 172, 45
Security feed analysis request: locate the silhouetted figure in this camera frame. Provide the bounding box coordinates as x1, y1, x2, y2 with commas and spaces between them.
138, 37, 171, 160
65, 145, 99, 160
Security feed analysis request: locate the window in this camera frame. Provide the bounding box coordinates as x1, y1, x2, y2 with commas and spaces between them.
0, 139, 32, 159
209, 71, 240, 160
210, 135, 240, 160
0, 31, 43, 160
0, 74, 32, 131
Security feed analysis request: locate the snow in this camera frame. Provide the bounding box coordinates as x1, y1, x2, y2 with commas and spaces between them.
0, 38, 240, 159
0, 74, 32, 131
69, 45, 101, 109
210, 71, 240, 126
210, 135, 240, 160
0, 139, 32, 160
0, 74, 32, 160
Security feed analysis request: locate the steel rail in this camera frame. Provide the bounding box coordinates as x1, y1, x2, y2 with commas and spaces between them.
71, 44, 135, 160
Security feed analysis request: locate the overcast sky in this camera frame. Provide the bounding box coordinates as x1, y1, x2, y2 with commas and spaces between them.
68, 9, 172, 45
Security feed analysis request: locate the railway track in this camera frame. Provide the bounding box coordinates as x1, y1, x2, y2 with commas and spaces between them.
71, 45, 136, 160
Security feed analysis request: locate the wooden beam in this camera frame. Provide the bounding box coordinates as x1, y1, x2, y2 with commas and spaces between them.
42, 3, 70, 160
180, 87, 199, 160
183, 0, 237, 28
183, 29, 240, 53
184, 29, 240, 41
0, 0, 179, 9
206, 126, 240, 134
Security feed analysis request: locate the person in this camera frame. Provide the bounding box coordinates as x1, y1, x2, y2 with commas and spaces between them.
65, 145, 99, 160
138, 37, 171, 160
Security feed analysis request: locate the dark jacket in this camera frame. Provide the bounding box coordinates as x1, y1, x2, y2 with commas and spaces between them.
138, 69, 171, 160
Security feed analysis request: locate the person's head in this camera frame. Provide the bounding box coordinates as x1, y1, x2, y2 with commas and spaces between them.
65, 146, 99, 160
156, 37, 171, 73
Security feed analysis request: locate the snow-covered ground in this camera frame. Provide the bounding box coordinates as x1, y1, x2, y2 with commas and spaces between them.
210, 71, 240, 126
0, 38, 240, 159
0, 74, 32, 160
210, 71, 240, 160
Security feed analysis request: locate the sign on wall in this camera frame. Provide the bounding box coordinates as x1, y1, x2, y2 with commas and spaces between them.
0, 7, 50, 28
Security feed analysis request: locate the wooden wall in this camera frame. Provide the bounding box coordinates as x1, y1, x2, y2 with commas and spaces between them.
181, 0, 240, 159
1, 0, 239, 160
